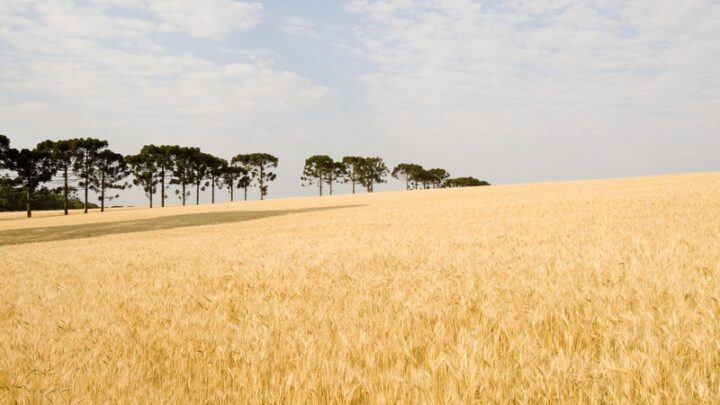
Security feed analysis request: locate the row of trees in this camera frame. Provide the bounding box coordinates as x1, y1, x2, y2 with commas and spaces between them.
1, 134, 490, 217
391, 163, 489, 190
126, 145, 278, 209
301, 156, 388, 195
301, 155, 489, 196
0, 135, 278, 217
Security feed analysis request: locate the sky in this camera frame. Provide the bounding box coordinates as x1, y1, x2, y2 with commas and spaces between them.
1, 0, 719, 205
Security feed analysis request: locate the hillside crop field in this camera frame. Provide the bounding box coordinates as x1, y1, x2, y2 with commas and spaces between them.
1, 173, 719, 403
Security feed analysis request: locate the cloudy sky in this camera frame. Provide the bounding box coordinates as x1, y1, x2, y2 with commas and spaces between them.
1, 0, 718, 203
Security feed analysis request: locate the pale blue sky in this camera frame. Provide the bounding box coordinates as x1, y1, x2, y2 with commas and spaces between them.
1, 0, 718, 205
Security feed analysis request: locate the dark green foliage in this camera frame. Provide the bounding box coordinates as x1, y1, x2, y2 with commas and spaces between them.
230, 154, 255, 201
169, 146, 200, 206
357, 157, 388, 193
126, 152, 158, 208
301, 155, 334, 196
426, 168, 450, 188
141, 145, 174, 207
206, 155, 227, 204
392, 163, 424, 190
0, 183, 95, 212
189, 152, 212, 205
221, 163, 248, 202
341, 156, 365, 194
0, 134, 10, 169
91, 150, 129, 212
73, 138, 109, 213
240, 153, 278, 200
444, 177, 491, 188
36, 139, 80, 215
3, 145, 57, 217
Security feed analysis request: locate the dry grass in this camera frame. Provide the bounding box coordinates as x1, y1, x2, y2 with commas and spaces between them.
1, 172, 719, 403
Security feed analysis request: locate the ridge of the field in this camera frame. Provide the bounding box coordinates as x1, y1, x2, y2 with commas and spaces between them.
1, 171, 719, 402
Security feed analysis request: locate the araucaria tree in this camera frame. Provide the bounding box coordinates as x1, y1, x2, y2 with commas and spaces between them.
73, 138, 109, 213
301, 155, 334, 196
327, 161, 346, 196
3, 142, 56, 218
190, 152, 211, 205
36, 139, 78, 215
358, 157, 388, 193
170, 146, 198, 206
91, 150, 129, 212
126, 152, 157, 208
206, 155, 227, 204
341, 156, 365, 194
247, 153, 278, 200
141, 145, 173, 208
231, 154, 254, 201
426, 168, 450, 189
391, 163, 424, 191
221, 163, 247, 202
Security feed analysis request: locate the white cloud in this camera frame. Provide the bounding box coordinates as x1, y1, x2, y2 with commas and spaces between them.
148, 0, 262, 40
343, 0, 720, 181
0, 0, 335, 151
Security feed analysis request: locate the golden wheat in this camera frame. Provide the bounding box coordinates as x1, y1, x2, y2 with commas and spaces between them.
1, 173, 719, 403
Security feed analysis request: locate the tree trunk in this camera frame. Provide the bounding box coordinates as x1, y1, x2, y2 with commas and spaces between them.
352, 177, 355, 194
259, 167, 264, 201
405, 176, 409, 191
244, 186, 248, 201
26, 187, 32, 218
160, 167, 165, 208
63, 166, 69, 215
230, 185, 234, 202
182, 183, 186, 206
84, 157, 89, 213
196, 181, 200, 205
211, 179, 215, 204
101, 171, 105, 212
329, 175, 333, 196
319, 179, 323, 196
149, 188, 153, 208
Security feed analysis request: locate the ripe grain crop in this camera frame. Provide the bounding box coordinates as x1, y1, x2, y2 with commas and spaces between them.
1, 173, 719, 403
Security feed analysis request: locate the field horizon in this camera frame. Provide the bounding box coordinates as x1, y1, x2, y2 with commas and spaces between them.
2, 171, 719, 403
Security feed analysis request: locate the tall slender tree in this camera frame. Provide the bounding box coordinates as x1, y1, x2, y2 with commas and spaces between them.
358, 157, 388, 193
426, 168, 450, 188
190, 151, 211, 205
341, 156, 365, 194
327, 161, 346, 196
221, 163, 247, 202
231, 154, 254, 201
301, 155, 334, 196
91, 150, 129, 212
126, 152, 157, 208
170, 146, 198, 206
36, 139, 79, 215
206, 155, 227, 204
4, 145, 56, 218
140, 145, 173, 208
391, 163, 424, 191
73, 138, 109, 213
246, 153, 278, 200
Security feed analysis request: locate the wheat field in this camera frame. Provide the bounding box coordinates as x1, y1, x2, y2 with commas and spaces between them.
1, 173, 719, 403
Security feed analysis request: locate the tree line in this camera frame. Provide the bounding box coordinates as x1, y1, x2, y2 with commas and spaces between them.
0, 134, 489, 218
301, 155, 489, 196
0, 135, 278, 217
